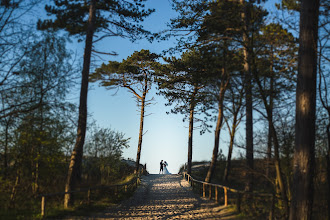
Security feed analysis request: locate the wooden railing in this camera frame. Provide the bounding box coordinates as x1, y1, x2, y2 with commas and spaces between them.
182, 172, 275, 216
38, 175, 141, 217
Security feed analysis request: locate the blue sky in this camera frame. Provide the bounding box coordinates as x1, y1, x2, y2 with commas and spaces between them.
73, 0, 281, 174
88, 1, 214, 174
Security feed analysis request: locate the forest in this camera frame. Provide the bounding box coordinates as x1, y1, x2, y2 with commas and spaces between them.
0, 0, 328, 219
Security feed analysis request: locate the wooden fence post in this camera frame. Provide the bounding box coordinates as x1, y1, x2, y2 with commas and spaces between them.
203, 183, 206, 198
269, 193, 275, 220
87, 188, 91, 205
224, 187, 228, 206
215, 186, 218, 203
115, 185, 118, 196
236, 192, 242, 212
209, 185, 212, 200
41, 196, 45, 216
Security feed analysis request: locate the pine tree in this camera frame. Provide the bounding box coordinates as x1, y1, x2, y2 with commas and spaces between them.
90, 50, 160, 173
158, 48, 213, 175
290, 0, 320, 218
38, 0, 154, 207
253, 22, 297, 213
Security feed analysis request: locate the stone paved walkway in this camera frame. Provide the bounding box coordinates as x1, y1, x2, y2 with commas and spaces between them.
70, 174, 239, 219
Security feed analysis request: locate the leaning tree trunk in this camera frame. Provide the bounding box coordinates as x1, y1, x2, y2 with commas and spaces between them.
205, 42, 230, 183
64, 0, 96, 208
290, 0, 320, 219
205, 77, 229, 183
10, 168, 20, 208
253, 65, 290, 214
135, 92, 146, 174
270, 122, 289, 214
223, 113, 238, 182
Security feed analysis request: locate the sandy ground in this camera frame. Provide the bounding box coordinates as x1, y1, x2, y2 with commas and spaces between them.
68, 174, 239, 219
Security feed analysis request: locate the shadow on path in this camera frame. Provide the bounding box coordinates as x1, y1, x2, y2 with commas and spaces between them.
67, 174, 239, 219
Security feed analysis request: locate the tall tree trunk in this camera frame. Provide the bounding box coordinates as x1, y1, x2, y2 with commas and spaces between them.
266, 124, 272, 176
4, 119, 9, 179
33, 87, 44, 196
252, 58, 289, 215
270, 122, 289, 214
10, 168, 20, 208
205, 77, 229, 183
290, 0, 320, 219
187, 105, 194, 175
64, 0, 96, 208
187, 87, 197, 175
223, 113, 238, 182
32, 161, 39, 195
318, 34, 330, 220
241, 0, 254, 192
266, 74, 274, 178
326, 125, 330, 220
135, 93, 146, 173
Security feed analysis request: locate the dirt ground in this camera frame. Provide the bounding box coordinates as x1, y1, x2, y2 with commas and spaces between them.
67, 174, 239, 219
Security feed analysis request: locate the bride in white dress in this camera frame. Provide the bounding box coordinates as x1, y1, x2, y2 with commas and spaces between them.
163, 161, 171, 174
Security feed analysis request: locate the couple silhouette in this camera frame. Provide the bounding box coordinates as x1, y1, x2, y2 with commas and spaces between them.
159, 160, 170, 174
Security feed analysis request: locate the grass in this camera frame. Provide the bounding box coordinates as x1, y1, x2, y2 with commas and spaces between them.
0, 174, 139, 220
0, 209, 39, 220
43, 181, 137, 219
43, 198, 116, 219
0, 190, 135, 220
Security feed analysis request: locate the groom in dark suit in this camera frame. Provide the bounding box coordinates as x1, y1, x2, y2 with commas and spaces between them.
159, 160, 164, 174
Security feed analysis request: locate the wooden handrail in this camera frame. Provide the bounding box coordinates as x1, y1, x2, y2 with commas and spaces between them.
39, 177, 138, 197
183, 172, 272, 196
183, 172, 241, 193
182, 172, 273, 214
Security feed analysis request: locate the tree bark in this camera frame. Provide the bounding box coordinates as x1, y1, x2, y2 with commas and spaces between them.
318, 32, 330, 220
223, 113, 238, 182
270, 122, 289, 214
266, 73, 274, 178
290, 0, 320, 219
326, 125, 330, 220
223, 84, 243, 182
253, 66, 290, 214
64, 0, 96, 208
241, 0, 254, 192
10, 168, 20, 208
135, 92, 146, 173
3, 118, 10, 179
187, 87, 197, 175
33, 81, 45, 196
205, 76, 229, 183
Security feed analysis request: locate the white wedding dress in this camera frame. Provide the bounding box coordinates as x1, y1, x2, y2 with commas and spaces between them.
163, 164, 171, 174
